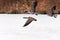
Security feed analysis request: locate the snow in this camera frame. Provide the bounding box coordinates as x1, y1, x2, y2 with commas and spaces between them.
0, 14, 60, 40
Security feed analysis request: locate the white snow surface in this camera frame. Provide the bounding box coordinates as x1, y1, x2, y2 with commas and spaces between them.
0, 14, 60, 40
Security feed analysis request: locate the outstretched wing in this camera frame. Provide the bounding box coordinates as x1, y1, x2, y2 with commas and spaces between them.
23, 18, 33, 27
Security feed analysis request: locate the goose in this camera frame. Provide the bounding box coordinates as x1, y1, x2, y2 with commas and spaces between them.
31, 0, 38, 15
48, 5, 57, 18
23, 17, 37, 27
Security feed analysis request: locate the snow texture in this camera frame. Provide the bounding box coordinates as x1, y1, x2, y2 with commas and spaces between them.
0, 14, 60, 40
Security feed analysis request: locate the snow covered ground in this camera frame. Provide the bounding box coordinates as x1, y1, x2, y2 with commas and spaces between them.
0, 14, 60, 40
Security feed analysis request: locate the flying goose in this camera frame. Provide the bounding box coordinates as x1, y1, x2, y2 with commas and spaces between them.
48, 5, 57, 18
23, 17, 37, 27
31, 0, 38, 15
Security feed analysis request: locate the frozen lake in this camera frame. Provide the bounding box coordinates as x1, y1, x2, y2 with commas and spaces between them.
0, 14, 60, 40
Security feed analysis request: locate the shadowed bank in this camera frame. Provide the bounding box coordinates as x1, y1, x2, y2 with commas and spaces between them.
0, 0, 60, 14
